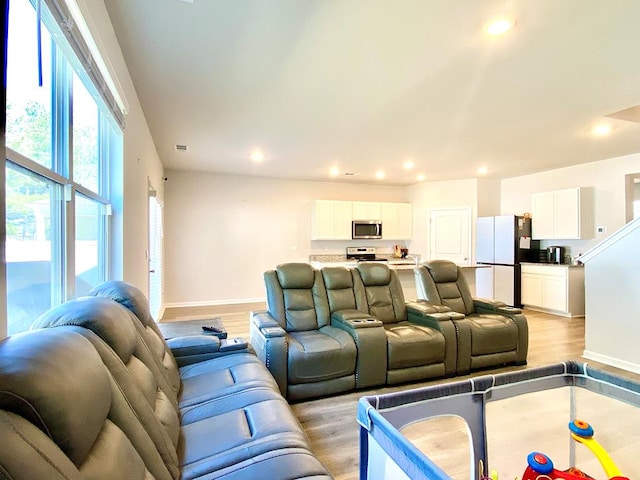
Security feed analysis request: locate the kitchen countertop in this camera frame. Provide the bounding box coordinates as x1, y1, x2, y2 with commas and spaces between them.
309, 257, 491, 271
309, 259, 418, 270
521, 262, 584, 268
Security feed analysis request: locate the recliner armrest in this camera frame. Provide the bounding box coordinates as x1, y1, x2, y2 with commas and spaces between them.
408, 301, 465, 319
330, 310, 387, 389
473, 297, 522, 315
406, 301, 462, 378
331, 310, 383, 329
166, 335, 221, 357
251, 311, 283, 332
413, 299, 455, 314
250, 310, 288, 396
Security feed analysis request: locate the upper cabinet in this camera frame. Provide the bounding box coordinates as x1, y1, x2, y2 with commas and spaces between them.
531, 187, 594, 240
352, 202, 381, 220
311, 200, 353, 240
380, 202, 413, 240
311, 200, 412, 240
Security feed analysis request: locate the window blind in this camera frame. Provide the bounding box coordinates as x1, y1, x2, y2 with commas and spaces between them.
41, 0, 127, 130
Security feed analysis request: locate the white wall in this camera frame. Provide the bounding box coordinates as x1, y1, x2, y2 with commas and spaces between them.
406, 178, 479, 262
163, 170, 407, 305
581, 219, 640, 373
500, 152, 640, 259
80, 0, 165, 296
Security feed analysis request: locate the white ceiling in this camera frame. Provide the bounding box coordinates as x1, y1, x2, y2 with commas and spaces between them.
104, 0, 640, 186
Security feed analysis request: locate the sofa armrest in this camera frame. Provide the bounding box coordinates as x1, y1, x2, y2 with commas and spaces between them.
250, 311, 288, 396
331, 310, 383, 329
407, 301, 465, 326
330, 310, 387, 388
251, 310, 281, 329
406, 301, 463, 377
472, 298, 528, 365
166, 335, 221, 357
414, 299, 455, 314
168, 335, 257, 366
473, 297, 522, 315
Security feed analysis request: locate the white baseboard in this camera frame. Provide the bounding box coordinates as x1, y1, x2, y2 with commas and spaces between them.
163, 297, 266, 309
582, 350, 640, 375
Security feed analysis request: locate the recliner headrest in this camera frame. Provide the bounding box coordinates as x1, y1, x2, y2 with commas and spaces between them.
322, 267, 353, 290
275, 263, 315, 289
32, 296, 138, 364
0, 329, 112, 466
90, 281, 153, 327
425, 260, 459, 283
356, 263, 391, 286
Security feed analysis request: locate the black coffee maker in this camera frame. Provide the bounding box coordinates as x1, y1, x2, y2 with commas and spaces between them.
547, 246, 565, 264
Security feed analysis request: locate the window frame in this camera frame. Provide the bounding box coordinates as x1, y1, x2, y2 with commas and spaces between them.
5, 0, 119, 335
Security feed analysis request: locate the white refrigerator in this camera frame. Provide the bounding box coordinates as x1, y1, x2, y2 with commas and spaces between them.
475, 215, 538, 307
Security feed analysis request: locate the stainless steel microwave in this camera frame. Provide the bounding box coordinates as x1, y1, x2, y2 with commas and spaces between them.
352, 220, 382, 239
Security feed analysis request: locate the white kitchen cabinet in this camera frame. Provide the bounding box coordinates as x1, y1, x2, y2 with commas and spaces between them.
531, 187, 594, 240
312, 200, 412, 240
352, 202, 381, 220
311, 200, 353, 240
380, 202, 412, 239
520, 264, 584, 317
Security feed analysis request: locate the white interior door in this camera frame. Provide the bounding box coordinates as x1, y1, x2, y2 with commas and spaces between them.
148, 194, 163, 320
429, 207, 471, 265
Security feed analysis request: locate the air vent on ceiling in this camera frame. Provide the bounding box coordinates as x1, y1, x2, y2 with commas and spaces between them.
175, 144, 188, 151
344, 172, 357, 176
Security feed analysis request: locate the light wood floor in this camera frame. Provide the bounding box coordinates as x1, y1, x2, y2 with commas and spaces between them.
161, 307, 640, 479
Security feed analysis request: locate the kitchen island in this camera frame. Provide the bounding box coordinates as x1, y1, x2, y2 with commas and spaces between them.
309, 256, 484, 301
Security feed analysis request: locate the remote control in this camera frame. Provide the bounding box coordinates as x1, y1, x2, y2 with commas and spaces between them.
202, 325, 223, 334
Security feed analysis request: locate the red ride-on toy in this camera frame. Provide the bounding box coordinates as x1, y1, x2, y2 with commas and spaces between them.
522, 420, 629, 480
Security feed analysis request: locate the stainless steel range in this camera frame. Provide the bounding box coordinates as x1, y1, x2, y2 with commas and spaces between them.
345, 247, 388, 262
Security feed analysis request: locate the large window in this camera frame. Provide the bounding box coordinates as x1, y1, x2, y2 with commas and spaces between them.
5, 0, 122, 335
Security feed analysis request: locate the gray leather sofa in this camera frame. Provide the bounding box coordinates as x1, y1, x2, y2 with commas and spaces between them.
0, 281, 332, 480
251, 262, 461, 399
414, 260, 528, 374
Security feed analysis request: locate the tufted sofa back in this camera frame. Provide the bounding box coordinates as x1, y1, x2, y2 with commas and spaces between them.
32, 296, 182, 477
0, 328, 174, 480
265, 263, 331, 331
415, 260, 476, 315
354, 263, 407, 323
90, 281, 182, 394
321, 266, 367, 314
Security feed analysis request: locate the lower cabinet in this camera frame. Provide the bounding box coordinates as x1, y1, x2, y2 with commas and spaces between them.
520, 264, 585, 317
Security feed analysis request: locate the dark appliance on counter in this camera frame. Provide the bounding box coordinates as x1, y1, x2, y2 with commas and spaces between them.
352, 220, 382, 239
346, 246, 388, 262
476, 215, 540, 307
547, 246, 565, 264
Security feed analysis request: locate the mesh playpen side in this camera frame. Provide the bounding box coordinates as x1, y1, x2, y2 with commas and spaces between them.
357, 362, 640, 480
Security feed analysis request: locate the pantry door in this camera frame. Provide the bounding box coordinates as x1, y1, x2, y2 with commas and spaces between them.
429, 207, 471, 265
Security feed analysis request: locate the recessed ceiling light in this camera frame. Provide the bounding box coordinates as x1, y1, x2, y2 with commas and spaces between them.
403, 159, 415, 170
485, 18, 515, 36
592, 123, 612, 136
250, 148, 265, 162
329, 166, 340, 177
375, 170, 385, 180
477, 166, 488, 175
416, 174, 426, 182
